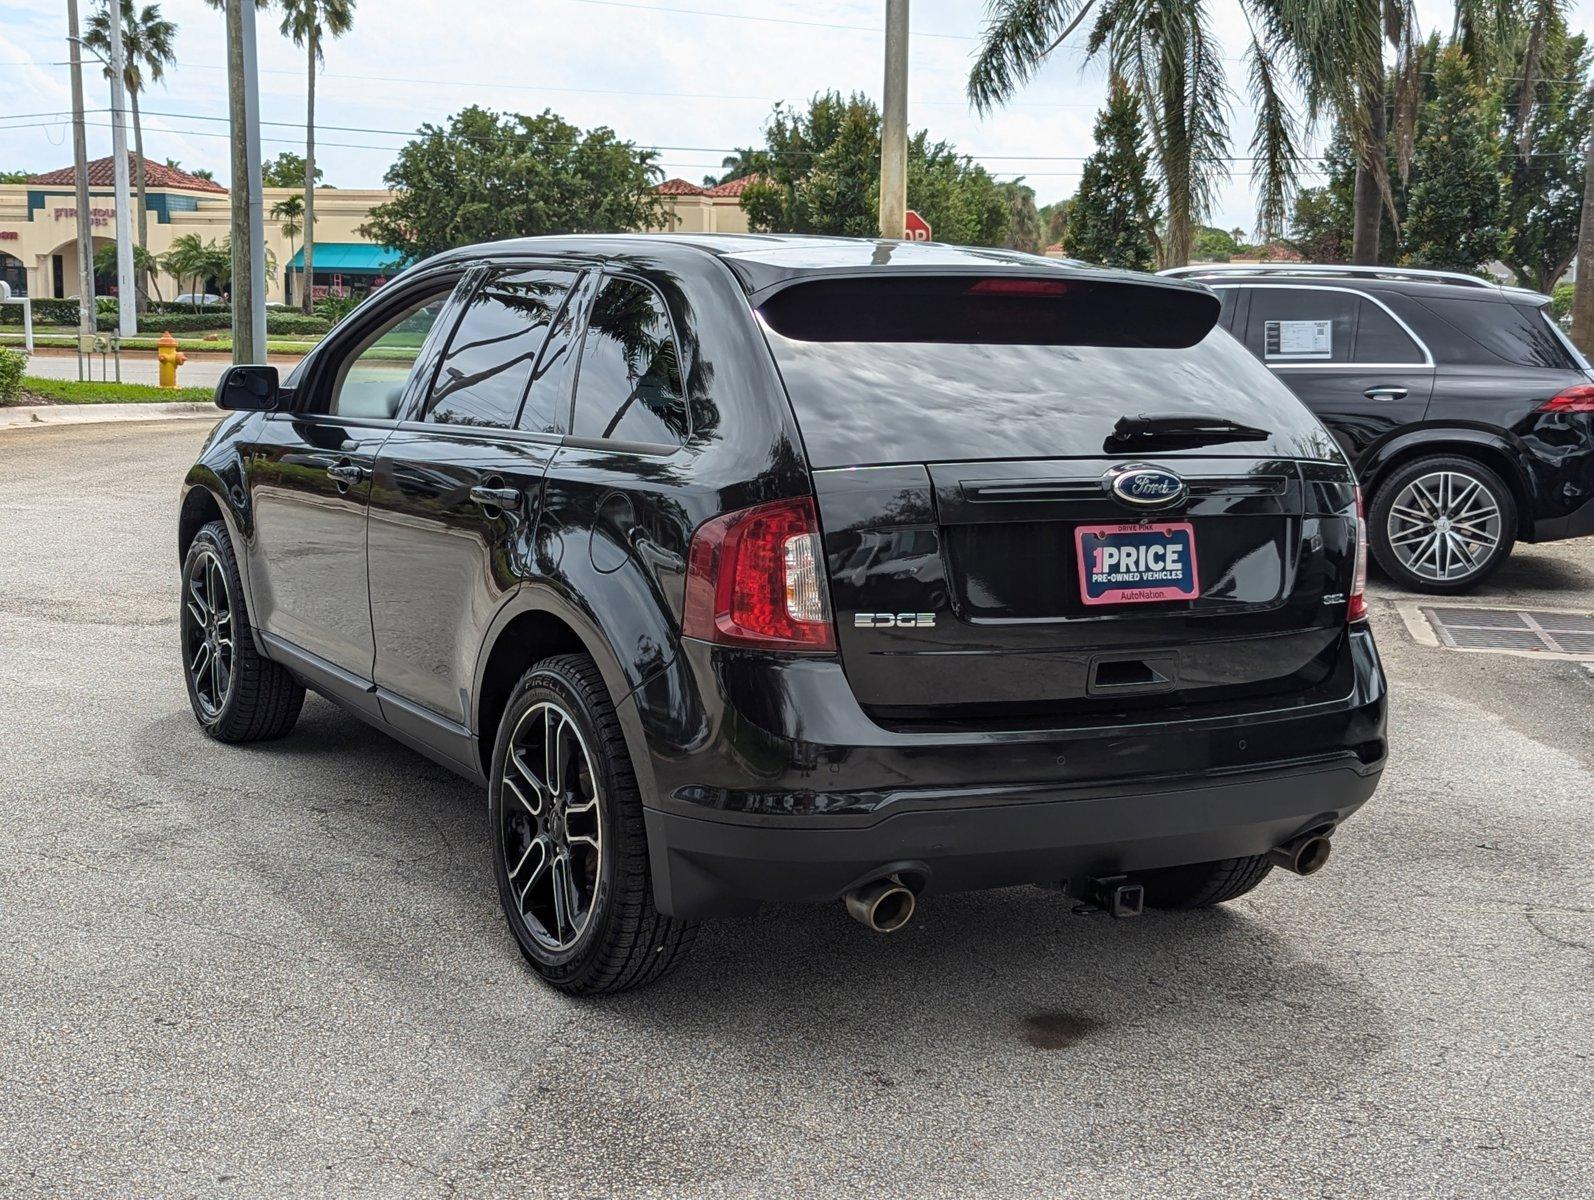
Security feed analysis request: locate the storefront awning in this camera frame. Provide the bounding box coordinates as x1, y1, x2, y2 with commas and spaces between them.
286, 243, 405, 275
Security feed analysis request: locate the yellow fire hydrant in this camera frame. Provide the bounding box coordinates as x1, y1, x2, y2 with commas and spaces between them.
156, 331, 187, 389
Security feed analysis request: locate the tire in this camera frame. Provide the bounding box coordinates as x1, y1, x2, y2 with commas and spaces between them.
1137, 855, 1273, 910
1368, 455, 1517, 593
180, 520, 305, 743
488, 653, 696, 995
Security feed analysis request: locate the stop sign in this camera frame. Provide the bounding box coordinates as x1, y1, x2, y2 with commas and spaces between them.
903, 210, 932, 241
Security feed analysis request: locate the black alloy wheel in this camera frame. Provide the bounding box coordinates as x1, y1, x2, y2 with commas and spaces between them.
179, 520, 305, 742
500, 700, 605, 952
489, 654, 696, 994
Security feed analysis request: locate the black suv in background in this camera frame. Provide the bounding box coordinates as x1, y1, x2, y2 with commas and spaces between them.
1163, 265, 1594, 592
180, 236, 1387, 994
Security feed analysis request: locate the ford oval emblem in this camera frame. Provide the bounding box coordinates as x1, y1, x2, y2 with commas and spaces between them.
1107, 464, 1188, 510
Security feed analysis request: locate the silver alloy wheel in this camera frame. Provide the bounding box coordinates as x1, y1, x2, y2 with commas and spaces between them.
1385, 469, 1503, 583
183, 548, 235, 719
500, 701, 604, 951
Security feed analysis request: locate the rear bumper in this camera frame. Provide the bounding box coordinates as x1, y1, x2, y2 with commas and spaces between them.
1530, 490, 1594, 542
646, 759, 1380, 917
638, 625, 1388, 919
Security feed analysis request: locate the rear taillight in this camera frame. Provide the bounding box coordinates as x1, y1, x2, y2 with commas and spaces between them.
1348, 485, 1369, 623
683, 497, 835, 651
1539, 384, 1594, 413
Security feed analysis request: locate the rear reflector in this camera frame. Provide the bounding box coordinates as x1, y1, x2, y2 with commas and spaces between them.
1540, 384, 1594, 413
1348, 486, 1369, 623
683, 497, 836, 651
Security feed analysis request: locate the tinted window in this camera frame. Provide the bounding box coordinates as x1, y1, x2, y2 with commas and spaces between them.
1352, 300, 1424, 364
519, 272, 586, 434
1215, 286, 1241, 331
1408, 296, 1576, 369
330, 291, 451, 420
425, 269, 575, 429
571, 277, 688, 446
763, 313, 1340, 469
1243, 288, 1354, 363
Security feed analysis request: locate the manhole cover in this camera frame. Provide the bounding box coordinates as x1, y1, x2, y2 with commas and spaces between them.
1418, 606, 1594, 660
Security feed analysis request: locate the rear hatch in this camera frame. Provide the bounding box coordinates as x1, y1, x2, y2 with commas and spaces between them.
757, 271, 1360, 725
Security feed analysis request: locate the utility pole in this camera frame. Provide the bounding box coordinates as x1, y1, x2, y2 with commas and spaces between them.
877, 0, 908, 240
1572, 132, 1594, 353
105, 0, 136, 339
226, 0, 267, 361
65, 0, 96, 364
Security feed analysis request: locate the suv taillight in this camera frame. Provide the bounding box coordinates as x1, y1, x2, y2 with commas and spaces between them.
683, 497, 835, 651
1348, 486, 1369, 623
1539, 384, 1594, 413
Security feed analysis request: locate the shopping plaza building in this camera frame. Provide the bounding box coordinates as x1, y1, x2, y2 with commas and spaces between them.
0, 156, 752, 304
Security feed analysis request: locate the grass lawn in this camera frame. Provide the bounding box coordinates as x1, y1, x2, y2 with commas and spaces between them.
11, 376, 214, 405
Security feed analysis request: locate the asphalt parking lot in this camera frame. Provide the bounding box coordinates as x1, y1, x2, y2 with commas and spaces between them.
2, 419, 1589, 1199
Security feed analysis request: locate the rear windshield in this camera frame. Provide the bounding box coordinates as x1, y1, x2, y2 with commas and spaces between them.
759, 277, 1341, 468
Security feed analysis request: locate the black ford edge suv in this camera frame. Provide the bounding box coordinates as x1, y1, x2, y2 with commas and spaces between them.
179, 235, 1387, 994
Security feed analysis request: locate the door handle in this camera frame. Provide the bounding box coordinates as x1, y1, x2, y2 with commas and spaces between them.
469, 485, 522, 510
1363, 386, 1408, 400
327, 461, 367, 486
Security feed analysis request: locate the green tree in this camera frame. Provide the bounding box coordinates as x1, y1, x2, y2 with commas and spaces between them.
94, 242, 163, 302
0, 170, 31, 184
262, 151, 323, 189
738, 92, 1014, 246
279, 0, 355, 312
969, 0, 1301, 266
271, 194, 309, 302
85, 0, 177, 309
1000, 181, 1044, 253
1038, 200, 1071, 247
702, 147, 770, 188
1063, 81, 1160, 270
1403, 48, 1504, 272
1498, 28, 1592, 290
1193, 226, 1240, 261
163, 157, 214, 182
362, 106, 665, 262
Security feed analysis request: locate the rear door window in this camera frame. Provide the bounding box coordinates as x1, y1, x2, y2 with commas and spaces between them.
570, 276, 689, 447
424, 268, 577, 430
1406, 295, 1577, 369
759, 275, 1340, 468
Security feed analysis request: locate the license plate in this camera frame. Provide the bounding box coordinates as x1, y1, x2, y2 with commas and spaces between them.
1075, 522, 1200, 606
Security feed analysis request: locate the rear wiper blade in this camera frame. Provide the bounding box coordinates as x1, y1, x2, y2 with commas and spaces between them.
1105, 413, 1271, 450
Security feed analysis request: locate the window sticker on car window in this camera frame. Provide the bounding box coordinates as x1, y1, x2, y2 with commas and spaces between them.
1265, 319, 1332, 360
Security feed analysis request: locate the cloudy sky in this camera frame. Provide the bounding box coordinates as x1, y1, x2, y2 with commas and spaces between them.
3, 0, 1590, 233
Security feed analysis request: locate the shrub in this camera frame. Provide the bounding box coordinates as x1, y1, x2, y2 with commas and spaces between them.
0, 346, 27, 403
0, 298, 82, 326
267, 313, 331, 336
1550, 282, 1574, 329
314, 293, 360, 325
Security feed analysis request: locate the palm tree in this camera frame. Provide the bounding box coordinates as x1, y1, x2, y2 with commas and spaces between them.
271, 194, 307, 303
160, 232, 210, 306
969, 1, 1301, 267
279, 0, 356, 314
85, 0, 177, 308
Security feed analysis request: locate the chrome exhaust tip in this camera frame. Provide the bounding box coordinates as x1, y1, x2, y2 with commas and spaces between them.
844, 878, 916, 933
1268, 833, 1332, 876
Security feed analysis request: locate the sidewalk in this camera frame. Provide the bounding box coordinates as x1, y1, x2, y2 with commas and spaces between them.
0, 401, 216, 431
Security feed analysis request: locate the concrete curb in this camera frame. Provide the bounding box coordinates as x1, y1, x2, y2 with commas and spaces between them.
0, 402, 218, 431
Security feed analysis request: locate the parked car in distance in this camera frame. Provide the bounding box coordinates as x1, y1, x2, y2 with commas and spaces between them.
180, 236, 1387, 994
173, 292, 223, 307
1163, 265, 1594, 592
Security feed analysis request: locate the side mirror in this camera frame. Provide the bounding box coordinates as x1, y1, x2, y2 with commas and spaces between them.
215, 364, 280, 412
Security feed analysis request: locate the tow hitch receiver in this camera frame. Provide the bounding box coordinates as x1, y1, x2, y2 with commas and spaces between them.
1075, 875, 1144, 918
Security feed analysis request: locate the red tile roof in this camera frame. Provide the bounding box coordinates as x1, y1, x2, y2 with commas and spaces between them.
27, 154, 227, 194
655, 177, 706, 196
703, 174, 761, 197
